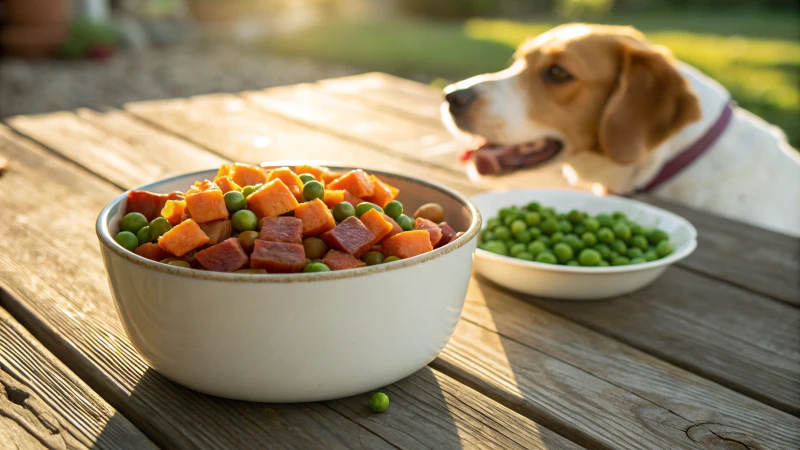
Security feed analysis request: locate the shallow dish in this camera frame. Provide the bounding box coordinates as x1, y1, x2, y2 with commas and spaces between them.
96, 162, 480, 402
470, 189, 696, 300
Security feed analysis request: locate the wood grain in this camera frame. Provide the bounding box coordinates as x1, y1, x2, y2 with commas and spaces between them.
0, 125, 577, 449
0, 305, 156, 450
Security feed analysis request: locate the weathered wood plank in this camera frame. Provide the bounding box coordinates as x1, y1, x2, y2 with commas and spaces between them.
0, 305, 156, 450
0, 125, 579, 449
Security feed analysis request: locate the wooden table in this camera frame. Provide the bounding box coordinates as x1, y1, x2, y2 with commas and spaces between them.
1, 73, 798, 450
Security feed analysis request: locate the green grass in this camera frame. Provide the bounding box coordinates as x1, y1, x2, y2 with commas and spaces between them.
265, 13, 800, 146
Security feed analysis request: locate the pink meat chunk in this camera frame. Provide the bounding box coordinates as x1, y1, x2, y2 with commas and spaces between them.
320, 216, 375, 258
199, 219, 233, 245
195, 238, 249, 272
322, 249, 366, 271
415, 217, 443, 246
126, 190, 168, 222
250, 239, 306, 273
437, 222, 457, 248
259, 216, 303, 244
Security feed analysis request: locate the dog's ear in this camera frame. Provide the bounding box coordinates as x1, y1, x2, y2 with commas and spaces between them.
599, 45, 701, 164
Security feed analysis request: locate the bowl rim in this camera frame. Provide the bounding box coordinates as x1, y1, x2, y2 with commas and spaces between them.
96, 161, 481, 283
470, 189, 698, 274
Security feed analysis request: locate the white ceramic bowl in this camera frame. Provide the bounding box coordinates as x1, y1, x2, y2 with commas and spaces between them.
96, 163, 480, 402
470, 189, 696, 300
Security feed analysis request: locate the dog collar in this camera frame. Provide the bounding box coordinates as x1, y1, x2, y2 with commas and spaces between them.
637, 101, 734, 193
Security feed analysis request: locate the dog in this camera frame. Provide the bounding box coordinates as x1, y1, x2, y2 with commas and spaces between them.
442, 24, 800, 237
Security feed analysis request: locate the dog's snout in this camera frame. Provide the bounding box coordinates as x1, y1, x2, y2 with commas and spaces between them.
445, 88, 477, 115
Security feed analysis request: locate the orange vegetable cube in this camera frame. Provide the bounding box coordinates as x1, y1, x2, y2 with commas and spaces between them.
381, 230, 433, 259
323, 190, 346, 209
185, 189, 228, 224
359, 208, 393, 244
382, 213, 403, 240
415, 217, 443, 246
216, 163, 232, 179
363, 175, 399, 207
326, 169, 374, 198
231, 163, 267, 187
161, 199, 187, 225
266, 167, 304, 202
343, 191, 364, 206
193, 179, 220, 192
294, 164, 331, 181
246, 179, 299, 219
294, 199, 336, 237
158, 219, 210, 257
135, 242, 170, 261
214, 176, 241, 194
322, 171, 343, 184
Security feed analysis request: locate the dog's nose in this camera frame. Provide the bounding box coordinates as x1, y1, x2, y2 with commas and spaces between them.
445, 88, 477, 115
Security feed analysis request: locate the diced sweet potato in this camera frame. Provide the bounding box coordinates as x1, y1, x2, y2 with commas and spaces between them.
161, 200, 187, 225
294, 199, 336, 237
126, 190, 168, 222
199, 219, 232, 245
322, 171, 343, 184
167, 191, 185, 201
246, 179, 299, 219
250, 239, 306, 273
359, 208, 393, 244
381, 230, 433, 259
437, 222, 457, 248
259, 216, 303, 244
415, 217, 443, 246
214, 176, 241, 194
321, 216, 375, 258
216, 163, 232, 179
266, 167, 304, 202
382, 213, 403, 239
322, 249, 366, 271
158, 219, 210, 257
326, 169, 374, 198
323, 190, 346, 209
231, 163, 267, 187
185, 189, 229, 223
343, 191, 363, 206
193, 179, 220, 192
294, 164, 330, 181
134, 242, 170, 261
363, 175, 399, 207
195, 238, 249, 272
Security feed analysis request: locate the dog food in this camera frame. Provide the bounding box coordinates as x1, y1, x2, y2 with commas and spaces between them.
116, 163, 463, 273
479, 203, 673, 266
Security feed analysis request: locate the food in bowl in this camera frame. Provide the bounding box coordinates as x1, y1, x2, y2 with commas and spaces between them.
115, 162, 464, 273
478, 202, 673, 266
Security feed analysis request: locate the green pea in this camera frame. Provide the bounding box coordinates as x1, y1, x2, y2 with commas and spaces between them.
483, 240, 508, 256
627, 247, 644, 259
564, 209, 581, 223
355, 202, 383, 218
481, 229, 495, 242
529, 227, 542, 238
303, 237, 328, 260
609, 250, 619, 259
498, 207, 515, 219
536, 235, 552, 248
515, 229, 532, 244
136, 226, 152, 244
550, 231, 564, 244
597, 260, 610, 267
582, 232, 597, 247
597, 227, 615, 244
396, 214, 415, 231
298, 173, 316, 184
384, 200, 403, 219
595, 213, 613, 227
362, 251, 385, 266
224, 190, 247, 212
611, 239, 627, 254
524, 212, 541, 226
503, 213, 521, 226
167, 259, 191, 268
510, 243, 527, 257
525, 202, 541, 212
494, 226, 511, 240
303, 262, 331, 272
647, 228, 670, 244
504, 239, 515, 249
612, 211, 627, 220
516, 252, 534, 261
370, 392, 390, 413
594, 243, 611, 259
578, 248, 602, 266
115, 231, 138, 251
383, 256, 400, 263
656, 240, 673, 257
583, 218, 600, 232
566, 260, 580, 266
611, 256, 631, 266
553, 243, 574, 263
630, 257, 647, 264
562, 234, 584, 252
333, 201, 355, 223
231, 209, 258, 232
486, 218, 501, 230
302, 181, 325, 202
631, 235, 649, 251
613, 222, 631, 241
540, 218, 558, 235
237, 230, 260, 252
630, 223, 645, 236
644, 250, 658, 262
121, 212, 148, 234
510, 219, 526, 235
241, 185, 257, 198
558, 220, 573, 233
535, 251, 558, 264
573, 223, 586, 235
149, 217, 172, 240
527, 240, 546, 256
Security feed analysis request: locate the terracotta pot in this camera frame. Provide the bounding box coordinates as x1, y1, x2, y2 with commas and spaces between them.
0, 25, 70, 58
4, 0, 74, 26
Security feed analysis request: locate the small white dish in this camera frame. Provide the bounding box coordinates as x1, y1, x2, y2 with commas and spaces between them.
470, 189, 697, 300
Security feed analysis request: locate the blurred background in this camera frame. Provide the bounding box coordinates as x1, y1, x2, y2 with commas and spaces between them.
0, 0, 797, 146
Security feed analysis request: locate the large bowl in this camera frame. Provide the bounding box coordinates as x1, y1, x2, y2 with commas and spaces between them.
470, 189, 696, 300
96, 163, 480, 402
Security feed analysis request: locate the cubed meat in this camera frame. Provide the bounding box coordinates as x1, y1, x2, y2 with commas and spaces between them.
294, 199, 336, 237
437, 222, 457, 248
259, 216, 303, 244
382, 213, 403, 239
126, 190, 168, 222
250, 239, 306, 273
199, 219, 233, 245
415, 217, 443, 246
321, 216, 375, 258
322, 249, 366, 271
195, 238, 249, 272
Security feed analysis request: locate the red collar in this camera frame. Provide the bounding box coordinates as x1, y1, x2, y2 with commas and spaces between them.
637, 101, 734, 192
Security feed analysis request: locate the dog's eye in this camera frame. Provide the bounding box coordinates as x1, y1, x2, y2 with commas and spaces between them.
543, 65, 573, 83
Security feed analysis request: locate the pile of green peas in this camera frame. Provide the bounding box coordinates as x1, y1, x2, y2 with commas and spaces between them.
478, 202, 673, 266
